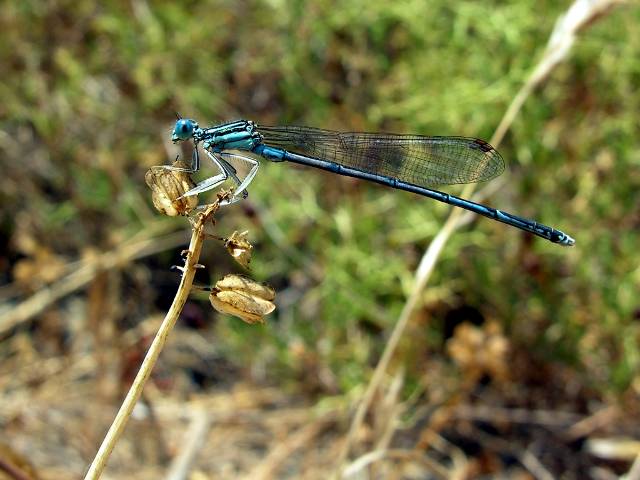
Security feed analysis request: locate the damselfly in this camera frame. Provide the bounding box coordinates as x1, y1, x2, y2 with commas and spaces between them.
169, 118, 574, 246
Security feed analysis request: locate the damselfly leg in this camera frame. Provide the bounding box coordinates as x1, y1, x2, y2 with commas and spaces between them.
181, 150, 260, 206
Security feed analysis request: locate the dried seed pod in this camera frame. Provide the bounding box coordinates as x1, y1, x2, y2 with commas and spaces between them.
209, 274, 276, 324
215, 274, 275, 301
223, 230, 253, 268
145, 161, 198, 216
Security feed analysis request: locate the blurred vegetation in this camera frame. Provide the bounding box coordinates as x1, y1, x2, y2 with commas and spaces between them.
0, 0, 639, 459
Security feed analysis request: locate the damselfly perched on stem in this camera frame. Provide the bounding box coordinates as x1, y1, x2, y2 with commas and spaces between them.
168, 118, 575, 246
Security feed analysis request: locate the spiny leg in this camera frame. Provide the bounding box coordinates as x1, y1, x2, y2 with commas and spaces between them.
182, 172, 228, 198
181, 151, 230, 198
217, 151, 260, 205
182, 150, 260, 208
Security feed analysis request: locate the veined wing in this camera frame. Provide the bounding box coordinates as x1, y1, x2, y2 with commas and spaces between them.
259, 125, 504, 187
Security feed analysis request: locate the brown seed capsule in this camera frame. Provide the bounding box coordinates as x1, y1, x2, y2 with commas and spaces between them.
209, 274, 276, 324
145, 160, 198, 216
224, 230, 253, 268
215, 274, 276, 300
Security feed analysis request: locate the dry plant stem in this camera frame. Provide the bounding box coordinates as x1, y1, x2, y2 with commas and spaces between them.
343, 449, 450, 480
335, 0, 625, 476
374, 368, 405, 453
83, 203, 219, 480
371, 369, 406, 479
565, 405, 618, 441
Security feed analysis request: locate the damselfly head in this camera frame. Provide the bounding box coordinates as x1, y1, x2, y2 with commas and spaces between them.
172, 119, 198, 143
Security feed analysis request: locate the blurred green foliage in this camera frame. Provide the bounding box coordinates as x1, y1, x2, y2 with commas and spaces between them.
1, 0, 639, 397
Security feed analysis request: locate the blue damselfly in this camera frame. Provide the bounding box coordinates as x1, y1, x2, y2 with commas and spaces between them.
169, 118, 574, 246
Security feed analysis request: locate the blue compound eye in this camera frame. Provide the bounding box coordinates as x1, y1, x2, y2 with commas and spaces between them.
172, 119, 196, 141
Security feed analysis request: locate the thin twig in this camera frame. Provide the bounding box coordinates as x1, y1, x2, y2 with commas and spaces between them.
372, 369, 406, 480
519, 445, 555, 480
343, 448, 450, 480
83, 203, 220, 480
373, 368, 405, 453
587, 437, 640, 462
565, 405, 618, 441
334, 1, 626, 476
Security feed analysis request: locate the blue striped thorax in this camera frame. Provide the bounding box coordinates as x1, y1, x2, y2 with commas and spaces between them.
172, 119, 264, 152
201, 120, 263, 152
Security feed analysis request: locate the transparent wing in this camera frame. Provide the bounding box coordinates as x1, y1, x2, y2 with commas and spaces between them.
259, 125, 504, 187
